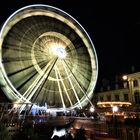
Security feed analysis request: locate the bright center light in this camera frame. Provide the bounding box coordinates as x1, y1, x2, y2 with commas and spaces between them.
50, 44, 67, 59
56, 47, 66, 59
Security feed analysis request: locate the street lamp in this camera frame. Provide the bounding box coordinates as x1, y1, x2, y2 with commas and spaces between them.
111, 106, 119, 138
122, 75, 127, 81
89, 106, 95, 113
112, 106, 118, 113
122, 75, 128, 88
112, 106, 118, 124
89, 106, 95, 119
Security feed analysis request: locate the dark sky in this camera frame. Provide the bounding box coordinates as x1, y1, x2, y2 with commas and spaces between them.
0, 1, 140, 91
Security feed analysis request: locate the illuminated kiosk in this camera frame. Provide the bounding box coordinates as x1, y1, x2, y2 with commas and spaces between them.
97, 101, 132, 121
0, 5, 98, 113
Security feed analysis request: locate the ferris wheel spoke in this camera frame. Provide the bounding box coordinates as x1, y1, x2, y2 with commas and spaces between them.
3, 42, 32, 54
54, 67, 66, 109
55, 66, 73, 107
25, 57, 58, 103
6, 60, 50, 92
66, 42, 84, 54
64, 57, 91, 84
16, 58, 57, 112
63, 60, 93, 106
7, 62, 37, 77
73, 62, 91, 84
62, 61, 82, 109
15, 66, 48, 104
19, 58, 57, 101
2, 60, 49, 97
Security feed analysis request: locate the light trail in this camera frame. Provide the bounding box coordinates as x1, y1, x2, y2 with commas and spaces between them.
55, 66, 66, 109
55, 65, 73, 107
62, 61, 82, 109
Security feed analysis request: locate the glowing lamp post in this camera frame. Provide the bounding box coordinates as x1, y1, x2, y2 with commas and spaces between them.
111, 106, 119, 138
89, 106, 95, 113
112, 106, 118, 113
112, 106, 118, 124
122, 75, 127, 80
122, 75, 128, 88
89, 106, 95, 118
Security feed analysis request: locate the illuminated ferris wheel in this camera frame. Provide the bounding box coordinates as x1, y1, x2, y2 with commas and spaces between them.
0, 4, 98, 111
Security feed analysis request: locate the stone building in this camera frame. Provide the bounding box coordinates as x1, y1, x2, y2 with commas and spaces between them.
94, 72, 140, 120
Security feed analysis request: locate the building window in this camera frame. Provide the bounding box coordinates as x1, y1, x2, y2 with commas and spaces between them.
100, 97, 103, 101
133, 80, 138, 87
123, 82, 128, 88
124, 93, 129, 101
134, 91, 140, 104
115, 95, 120, 101
107, 95, 111, 101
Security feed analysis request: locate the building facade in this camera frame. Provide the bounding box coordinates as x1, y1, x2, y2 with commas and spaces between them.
94, 72, 140, 120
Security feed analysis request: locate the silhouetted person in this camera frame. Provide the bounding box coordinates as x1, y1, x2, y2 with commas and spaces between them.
75, 128, 86, 140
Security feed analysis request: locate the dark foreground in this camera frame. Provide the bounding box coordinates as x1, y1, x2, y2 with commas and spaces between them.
1, 116, 140, 140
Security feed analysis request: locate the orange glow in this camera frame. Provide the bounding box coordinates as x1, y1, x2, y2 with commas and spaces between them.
97, 101, 131, 107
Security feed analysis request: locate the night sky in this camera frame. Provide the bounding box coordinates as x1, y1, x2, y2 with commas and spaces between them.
0, 1, 140, 92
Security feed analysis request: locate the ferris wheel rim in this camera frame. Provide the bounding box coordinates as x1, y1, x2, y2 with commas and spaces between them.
0, 4, 98, 111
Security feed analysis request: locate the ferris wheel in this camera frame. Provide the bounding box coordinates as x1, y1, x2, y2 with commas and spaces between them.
0, 4, 98, 111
